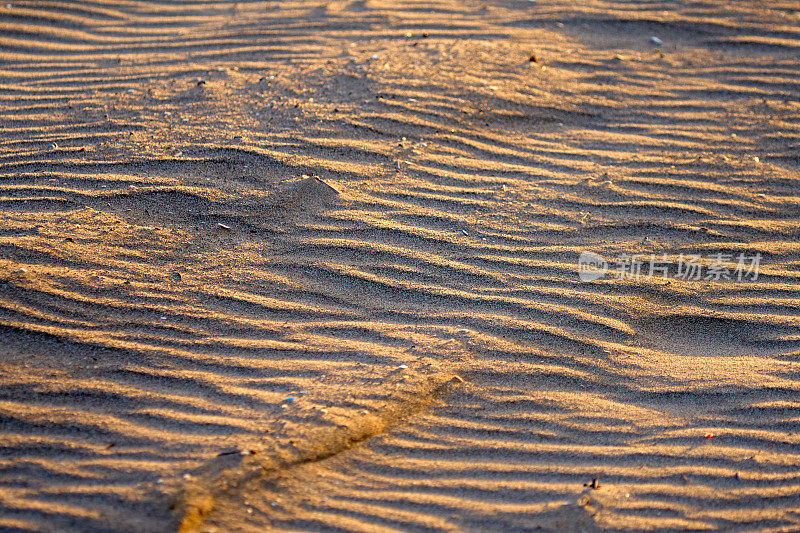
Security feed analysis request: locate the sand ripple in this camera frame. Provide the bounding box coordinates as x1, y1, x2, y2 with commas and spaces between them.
1, 0, 799, 531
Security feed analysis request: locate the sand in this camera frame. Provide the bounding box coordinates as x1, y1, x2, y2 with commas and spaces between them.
1, 0, 799, 531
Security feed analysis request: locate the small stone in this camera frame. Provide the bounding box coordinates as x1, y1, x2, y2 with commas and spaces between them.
650, 36, 662, 45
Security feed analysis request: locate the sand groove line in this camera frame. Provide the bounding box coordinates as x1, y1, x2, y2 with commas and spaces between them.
171, 370, 464, 533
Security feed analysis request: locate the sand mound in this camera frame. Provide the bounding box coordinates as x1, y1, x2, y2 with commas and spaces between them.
270, 175, 341, 212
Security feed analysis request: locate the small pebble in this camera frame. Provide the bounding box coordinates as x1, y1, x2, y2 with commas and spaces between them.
650, 36, 662, 45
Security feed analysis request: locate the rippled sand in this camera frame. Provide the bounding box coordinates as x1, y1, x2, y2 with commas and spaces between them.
1, 1, 800, 531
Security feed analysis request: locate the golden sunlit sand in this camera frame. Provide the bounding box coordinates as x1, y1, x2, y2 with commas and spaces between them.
1, 0, 800, 531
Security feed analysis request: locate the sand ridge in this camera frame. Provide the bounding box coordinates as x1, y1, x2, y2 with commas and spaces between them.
1, 0, 800, 531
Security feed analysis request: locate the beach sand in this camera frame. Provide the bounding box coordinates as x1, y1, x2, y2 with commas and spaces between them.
1, 0, 800, 531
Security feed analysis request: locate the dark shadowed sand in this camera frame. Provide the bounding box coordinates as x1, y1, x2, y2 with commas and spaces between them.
1, 1, 800, 531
